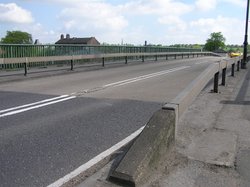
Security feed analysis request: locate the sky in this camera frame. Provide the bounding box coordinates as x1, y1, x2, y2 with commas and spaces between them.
0, 0, 248, 45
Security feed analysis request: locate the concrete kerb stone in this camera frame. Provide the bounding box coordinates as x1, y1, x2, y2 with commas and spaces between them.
109, 109, 176, 186
108, 62, 224, 186
162, 103, 179, 138
165, 63, 219, 117
84, 57, 242, 187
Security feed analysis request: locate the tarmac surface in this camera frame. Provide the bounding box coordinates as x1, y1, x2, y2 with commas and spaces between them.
77, 66, 250, 187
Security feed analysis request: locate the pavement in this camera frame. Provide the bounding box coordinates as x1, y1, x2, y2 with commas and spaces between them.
76, 66, 250, 187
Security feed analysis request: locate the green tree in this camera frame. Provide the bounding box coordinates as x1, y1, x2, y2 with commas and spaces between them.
204, 32, 226, 51
1, 30, 33, 44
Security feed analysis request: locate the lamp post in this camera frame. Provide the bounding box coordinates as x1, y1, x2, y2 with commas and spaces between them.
243, 0, 250, 69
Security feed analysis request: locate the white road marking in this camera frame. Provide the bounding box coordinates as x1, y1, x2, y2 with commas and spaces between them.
47, 125, 145, 187
0, 95, 69, 114
103, 66, 190, 88
195, 61, 209, 65
1, 65, 190, 117
0, 96, 76, 118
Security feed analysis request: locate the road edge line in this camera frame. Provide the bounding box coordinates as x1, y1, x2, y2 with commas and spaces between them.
47, 126, 145, 187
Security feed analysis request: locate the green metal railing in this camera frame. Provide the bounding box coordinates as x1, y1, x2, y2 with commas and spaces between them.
0, 44, 203, 71
0, 44, 202, 58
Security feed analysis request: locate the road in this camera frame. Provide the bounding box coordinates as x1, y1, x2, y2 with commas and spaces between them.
0, 57, 222, 187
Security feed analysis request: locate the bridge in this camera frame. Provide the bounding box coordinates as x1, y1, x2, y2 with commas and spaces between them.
0, 44, 248, 187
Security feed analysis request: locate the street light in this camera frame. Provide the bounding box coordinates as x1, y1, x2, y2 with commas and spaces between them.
243, 0, 250, 69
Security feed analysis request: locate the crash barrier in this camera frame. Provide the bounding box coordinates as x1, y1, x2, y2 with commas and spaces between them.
109, 56, 245, 186
0, 51, 215, 76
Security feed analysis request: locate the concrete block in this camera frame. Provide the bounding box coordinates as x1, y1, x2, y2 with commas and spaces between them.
109, 109, 175, 186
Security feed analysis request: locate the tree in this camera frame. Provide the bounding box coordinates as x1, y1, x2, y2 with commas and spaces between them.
1, 31, 33, 44
204, 32, 226, 51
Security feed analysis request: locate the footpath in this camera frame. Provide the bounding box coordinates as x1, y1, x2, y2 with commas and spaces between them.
77, 67, 250, 187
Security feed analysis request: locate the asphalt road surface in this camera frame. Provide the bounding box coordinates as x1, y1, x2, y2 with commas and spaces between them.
0, 57, 222, 187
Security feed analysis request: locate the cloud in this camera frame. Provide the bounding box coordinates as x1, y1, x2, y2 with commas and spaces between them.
58, 1, 128, 32
221, 0, 245, 7
0, 3, 34, 24
122, 0, 193, 16
195, 0, 218, 12
8, 22, 58, 44
190, 15, 244, 44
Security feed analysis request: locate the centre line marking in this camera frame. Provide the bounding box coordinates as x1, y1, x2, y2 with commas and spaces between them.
1, 65, 190, 118
0, 95, 69, 114
0, 96, 76, 118
103, 66, 190, 88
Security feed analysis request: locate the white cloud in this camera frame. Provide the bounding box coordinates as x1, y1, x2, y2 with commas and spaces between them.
195, 0, 218, 12
158, 16, 187, 32
221, 0, 245, 7
190, 15, 244, 44
0, 3, 34, 24
58, 1, 128, 32
122, 0, 193, 16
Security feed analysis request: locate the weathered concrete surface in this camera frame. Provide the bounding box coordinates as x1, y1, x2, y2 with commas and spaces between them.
109, 109, 175, 186
77, 66, 250, 187
184, 130, 237, 167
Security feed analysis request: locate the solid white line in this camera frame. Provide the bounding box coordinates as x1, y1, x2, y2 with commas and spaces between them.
114, 66, 189, 87
195, 61, 209, 65
47, 125, 145, 187
0, 95, 69, 114
0, 96, 76, 118
104, 66, 190, 88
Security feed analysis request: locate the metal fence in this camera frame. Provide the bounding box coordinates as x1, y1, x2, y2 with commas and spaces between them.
0, 44, 203, 71
0, 44, 202, 58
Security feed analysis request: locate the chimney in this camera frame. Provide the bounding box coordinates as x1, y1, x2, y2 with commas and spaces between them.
66, 34, 70, 39
60, 34, 64, 39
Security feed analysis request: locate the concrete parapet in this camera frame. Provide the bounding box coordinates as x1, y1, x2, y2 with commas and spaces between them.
109, 109, 175, 186
163, 63, 219, 117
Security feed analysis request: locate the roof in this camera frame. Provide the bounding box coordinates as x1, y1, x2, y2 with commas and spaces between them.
55, 37, 99, 45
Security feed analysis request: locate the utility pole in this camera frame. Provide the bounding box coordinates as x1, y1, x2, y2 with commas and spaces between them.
243, 0, 250, 69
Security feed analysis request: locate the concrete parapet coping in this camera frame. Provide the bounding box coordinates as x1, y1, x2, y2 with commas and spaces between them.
108, 56, 244, 186
163, 63, 219, 118
109, 109, 175, 186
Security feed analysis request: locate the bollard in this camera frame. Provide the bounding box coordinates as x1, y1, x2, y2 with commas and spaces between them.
188, 54, 189, 58
70, 59, 74, 70
214, 72, 219, 93
24, 62, 28, 76
125, 56, 128, 64
142, 55, 144, 62
155, 55, 158, 61
241, 59, 244, 69
102, 57, 105, 67
175, 54, 177, 59
237, 61, 240, 71
222, 68, 226, 86
231, 63, 235, 76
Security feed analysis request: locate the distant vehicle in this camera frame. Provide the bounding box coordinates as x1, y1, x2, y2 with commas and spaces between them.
229, 52, 242, 58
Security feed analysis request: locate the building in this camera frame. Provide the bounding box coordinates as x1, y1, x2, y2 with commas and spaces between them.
55, 34, 100, 45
